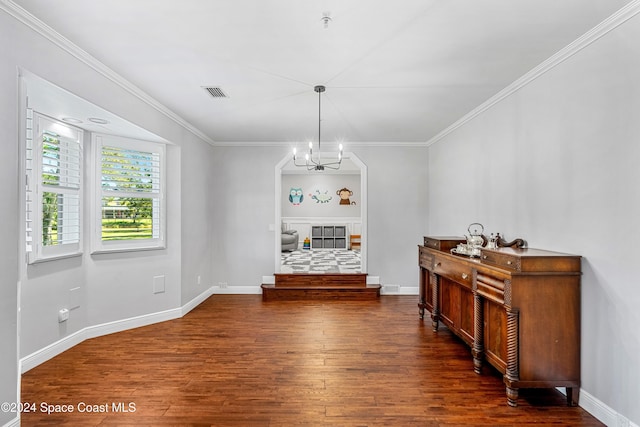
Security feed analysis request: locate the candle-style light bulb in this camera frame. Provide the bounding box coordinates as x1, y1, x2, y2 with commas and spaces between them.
292, 147, 297, 160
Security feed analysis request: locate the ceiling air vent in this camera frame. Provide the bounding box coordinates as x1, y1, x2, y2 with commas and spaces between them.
203, 86, 228, 98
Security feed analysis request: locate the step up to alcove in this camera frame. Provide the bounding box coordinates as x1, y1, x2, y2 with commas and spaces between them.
261, 273, 381, 301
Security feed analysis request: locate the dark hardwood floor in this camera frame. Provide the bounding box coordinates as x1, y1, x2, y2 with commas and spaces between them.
21, 295, 603, 426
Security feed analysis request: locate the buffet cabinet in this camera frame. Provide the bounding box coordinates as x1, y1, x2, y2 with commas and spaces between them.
418, 237, 581, 407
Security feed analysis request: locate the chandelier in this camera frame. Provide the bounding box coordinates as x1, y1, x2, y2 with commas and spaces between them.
292, 85, 343, 171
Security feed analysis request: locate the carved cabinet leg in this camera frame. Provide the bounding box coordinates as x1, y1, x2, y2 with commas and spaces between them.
430, 273, 440, 331
418, 268, 426, 319
504, 308, 520, 407
472, 291, 484, 374
506, 386, 519, 407
566, 387, 579, 407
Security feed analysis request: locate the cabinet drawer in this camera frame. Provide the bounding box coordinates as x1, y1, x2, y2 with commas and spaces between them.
433, 257, 473, 288
423, 236, 465, 252
476, 273, 505, 304
481, 250, 521, 271
419, 246, 434, 269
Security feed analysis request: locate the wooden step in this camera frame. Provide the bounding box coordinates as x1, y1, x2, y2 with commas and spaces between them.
262, 274, 380, 301
275, 273, 367, 287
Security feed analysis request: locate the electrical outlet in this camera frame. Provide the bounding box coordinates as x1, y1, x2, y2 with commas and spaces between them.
197, 275, 201, 285
218, 282, 228, 288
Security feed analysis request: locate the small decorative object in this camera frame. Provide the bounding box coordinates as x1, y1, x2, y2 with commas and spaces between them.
336, 187, 353, 205
495, 233, 527, 248
289, 187, 303, 205
310, 189, 332, 203
303, 237, 311, 249
451, 223, 527, 257
486, 233, 498, 249
452, 223, 487, 257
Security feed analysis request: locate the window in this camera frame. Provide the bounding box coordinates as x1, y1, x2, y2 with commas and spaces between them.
91, 134, 165, 253
27, 113, 83, 263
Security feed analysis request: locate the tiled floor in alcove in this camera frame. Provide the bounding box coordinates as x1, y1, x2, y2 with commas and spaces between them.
281, 249, 361, 273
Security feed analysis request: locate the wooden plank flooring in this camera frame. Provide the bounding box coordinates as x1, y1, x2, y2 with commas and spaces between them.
21, 295, 603, 426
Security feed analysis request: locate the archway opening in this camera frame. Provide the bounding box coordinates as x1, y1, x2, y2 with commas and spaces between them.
274, 152, 367, 274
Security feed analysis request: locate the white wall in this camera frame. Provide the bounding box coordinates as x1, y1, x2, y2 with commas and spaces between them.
427, 13, 640, 426
356, 146, 428, 288
1, 4, 215, 412
210, 146, 285, 288
0, 11, 20, 425
180, 136, 217, 305
211, 145, 427, 290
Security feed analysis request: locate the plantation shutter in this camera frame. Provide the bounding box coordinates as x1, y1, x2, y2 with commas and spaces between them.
25, 107, 34, 254
100, 145, 161, 240
101, 146, 161, 194
92, 133, 165, 253
29, 114, 83, 263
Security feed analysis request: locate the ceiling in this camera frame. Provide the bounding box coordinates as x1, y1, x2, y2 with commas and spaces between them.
12, 0, 631, 146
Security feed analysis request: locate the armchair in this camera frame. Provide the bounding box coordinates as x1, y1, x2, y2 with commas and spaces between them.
281, 229, 299, 251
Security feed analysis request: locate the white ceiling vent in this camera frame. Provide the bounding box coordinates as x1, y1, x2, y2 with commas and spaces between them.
203, 86, 228, 98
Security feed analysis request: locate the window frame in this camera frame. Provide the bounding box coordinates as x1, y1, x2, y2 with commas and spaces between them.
27, 113, 84, 264
91, 133, 166, 254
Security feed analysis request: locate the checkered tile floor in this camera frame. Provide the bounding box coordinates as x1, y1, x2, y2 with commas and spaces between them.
281, 249, 361, 274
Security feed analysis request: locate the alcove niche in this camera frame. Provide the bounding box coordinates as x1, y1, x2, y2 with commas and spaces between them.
274, 153, 367, 274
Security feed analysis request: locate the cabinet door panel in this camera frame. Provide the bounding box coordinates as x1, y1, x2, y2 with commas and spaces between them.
426, 275, 434, 311
440, 278, 460, 327
484, 299, 507, 372
418, 268, 433, 313
459, 287, 474, 341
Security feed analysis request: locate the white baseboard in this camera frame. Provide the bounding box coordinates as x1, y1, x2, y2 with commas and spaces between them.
578, 388, 637, 427
213, 285, 261, 295
181, 285, 216, 315
21, 286, 215, 373
381, 285, 418, 295
1, 416, 19, 427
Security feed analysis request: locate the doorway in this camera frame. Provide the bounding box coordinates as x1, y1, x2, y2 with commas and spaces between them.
274, 153, 367, 274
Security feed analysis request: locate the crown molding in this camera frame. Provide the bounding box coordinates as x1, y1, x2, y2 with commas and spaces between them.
1, 0, 216, 146
6, 0, 638, 150
212, 140, 428, 147
425, 0, 640, 147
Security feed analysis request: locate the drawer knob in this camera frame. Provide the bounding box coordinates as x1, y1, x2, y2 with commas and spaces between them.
507, 260, 512, 265
461, 273, 468, 280
436, 262, 441, 267
483, 255, 487, 259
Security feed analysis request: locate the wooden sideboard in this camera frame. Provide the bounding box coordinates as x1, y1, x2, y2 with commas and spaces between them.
418, 237, 581, 407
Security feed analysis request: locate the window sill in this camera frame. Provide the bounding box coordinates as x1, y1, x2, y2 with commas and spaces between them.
90, 243, 166, 255
28, 251, 83, 265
